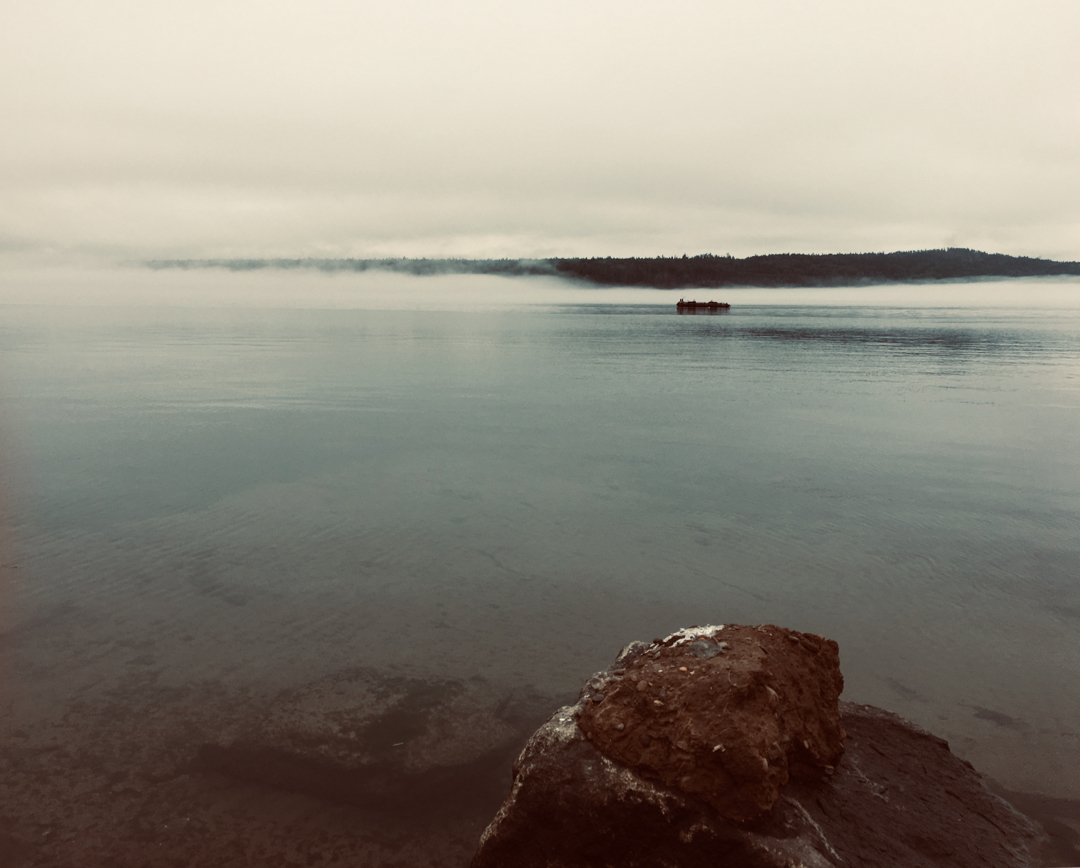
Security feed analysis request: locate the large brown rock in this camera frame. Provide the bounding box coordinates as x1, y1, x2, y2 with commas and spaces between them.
472, 626, 1045, 868
577, 624, 845, 823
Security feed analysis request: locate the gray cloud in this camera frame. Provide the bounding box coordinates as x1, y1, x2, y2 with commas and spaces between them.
2, 0, 1078, 261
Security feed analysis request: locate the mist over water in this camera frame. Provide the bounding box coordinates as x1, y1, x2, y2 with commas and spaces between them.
3, 261, 1080, 309
1, 268, 1079, 863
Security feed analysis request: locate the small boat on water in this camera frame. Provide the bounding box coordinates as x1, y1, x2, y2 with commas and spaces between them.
676, 299, 730, 311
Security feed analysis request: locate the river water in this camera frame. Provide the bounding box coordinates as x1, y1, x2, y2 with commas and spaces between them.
1, 270, 1078, 863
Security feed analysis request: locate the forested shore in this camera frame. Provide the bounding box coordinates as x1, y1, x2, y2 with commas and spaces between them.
148, 248, 1080, 290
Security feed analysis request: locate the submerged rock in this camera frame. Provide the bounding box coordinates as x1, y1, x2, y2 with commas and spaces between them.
472, 625, 1044, 868
195, 669, 556, 812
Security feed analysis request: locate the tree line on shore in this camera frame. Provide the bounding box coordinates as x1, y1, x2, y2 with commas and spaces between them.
148, 248, 1080, 289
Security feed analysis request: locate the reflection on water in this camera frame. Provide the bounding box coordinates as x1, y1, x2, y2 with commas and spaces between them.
746, 324, 1031, 355
1, 279, 1079, 864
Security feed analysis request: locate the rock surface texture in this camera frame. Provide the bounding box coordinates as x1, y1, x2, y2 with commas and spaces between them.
577, 625, 845, 823
472, 625, 1045, 868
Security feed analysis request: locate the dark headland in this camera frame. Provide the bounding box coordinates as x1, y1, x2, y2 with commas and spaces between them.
147, 248, 1080, 290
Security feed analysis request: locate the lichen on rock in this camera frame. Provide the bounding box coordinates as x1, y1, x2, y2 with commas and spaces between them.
575, 624, 846, 823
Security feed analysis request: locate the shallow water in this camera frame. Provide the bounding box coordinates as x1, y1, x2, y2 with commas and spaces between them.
1, 273, 1079, 862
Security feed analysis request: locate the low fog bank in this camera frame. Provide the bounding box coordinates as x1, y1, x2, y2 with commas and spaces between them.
0, 262, 596, 310
147, 256, 558, 279
147, 249, 1080, 290
1, 261, 1079, 310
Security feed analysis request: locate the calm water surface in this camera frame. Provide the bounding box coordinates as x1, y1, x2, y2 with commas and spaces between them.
1, 277, 1079, 857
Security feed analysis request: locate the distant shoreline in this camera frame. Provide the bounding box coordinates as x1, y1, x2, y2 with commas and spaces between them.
145, 248, 1080, 291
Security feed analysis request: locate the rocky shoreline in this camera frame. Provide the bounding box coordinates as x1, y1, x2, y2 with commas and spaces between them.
1, 626, 1078, 866
472, 625, 1049, 867
0, 669, 564, 867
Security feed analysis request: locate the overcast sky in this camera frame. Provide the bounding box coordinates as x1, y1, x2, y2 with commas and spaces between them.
2, 0, 1078, 262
